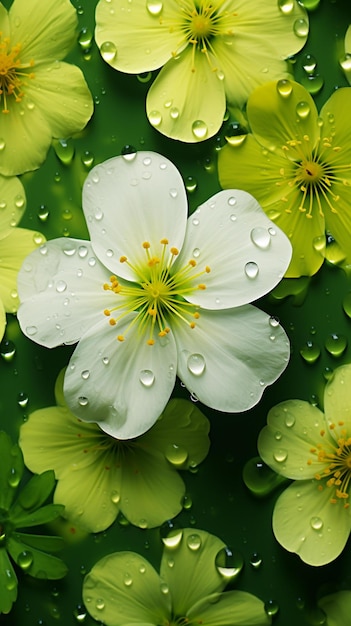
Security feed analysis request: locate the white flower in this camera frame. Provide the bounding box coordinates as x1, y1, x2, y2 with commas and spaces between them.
18, 151, 291, 439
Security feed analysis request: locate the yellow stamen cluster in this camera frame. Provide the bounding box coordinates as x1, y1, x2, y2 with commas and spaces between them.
0, 34, 35, 113
307, 421, 351, 508
163, 1, 236, 72
277, 133, 351, 218
102, 238, 210, 345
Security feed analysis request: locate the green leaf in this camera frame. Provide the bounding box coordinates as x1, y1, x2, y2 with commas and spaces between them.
10, 470, 56, 518
0, 548, 18, 614
7, 536, 68, 580
0, 431, 24, 511
10, 503, 64, 529
12, 531, 64, 553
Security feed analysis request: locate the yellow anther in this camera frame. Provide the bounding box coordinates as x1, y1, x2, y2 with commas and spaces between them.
330, 423, 336, 429
160, 238, 169, 245
148, 308, 157, 317
158, 330, 167, 337
147, 339, 155, 346
279, 168, 285, 176
109, 318, 116, 326
117, 335, 125, 342
148, 257, 160, 267
142, 241, 151, 249
330, 498, 337, 504
164, 327, 170, 334
170, 247, 179, 255
307, 459, 312, 465
194, 312, 200, 319
189, 259, 197, 267
120, 255, 127, 263
198, 283, 206, 290
103, 283, 110, 290
320, 429, 325, 437
190, 322, 196, 329
205, 266, 211, 273
104, 309, 111, 316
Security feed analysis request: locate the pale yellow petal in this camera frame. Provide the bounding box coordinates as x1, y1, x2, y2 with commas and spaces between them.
0, 175, 26, 237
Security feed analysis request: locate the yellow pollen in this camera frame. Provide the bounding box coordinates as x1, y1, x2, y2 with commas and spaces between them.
198, 283, 206, 290
160, 238, 169, 244
109, 318, 116, 326
0, 34, 35, 113
120, 256, 127, 263
310, 422, 351, 503
104, 309, 111, 316
117, 335, 125, 342
147, 339, 155, 346
170, 247, 179, 255
142, 241, 151, 249
189, 259, 197, 267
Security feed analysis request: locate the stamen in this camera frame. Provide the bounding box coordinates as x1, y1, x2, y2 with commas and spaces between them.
309, 422, 351, 504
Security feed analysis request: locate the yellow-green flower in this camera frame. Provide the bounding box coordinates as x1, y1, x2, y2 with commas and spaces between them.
258, 364, 351, 566
218, 80, 351, 277
318, 591, 351, 626
19, 370, 210, 533
95, 0, 308, 142
0, 0, 93, 176
83, 528, 271, 626
0, 175, 44, 341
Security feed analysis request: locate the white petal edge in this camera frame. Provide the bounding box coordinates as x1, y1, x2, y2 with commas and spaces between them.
174, 305, 290, 413
17, 238, 112, 348
175, 190, 292, 309
83, 152, 188, 282
64, 314, 177, 439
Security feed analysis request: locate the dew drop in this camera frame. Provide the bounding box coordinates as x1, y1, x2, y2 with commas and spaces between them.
302, 53, 317, 74
300, 341, 321, 364
160, 521, 183, 548
0, 138, 5, 150
264, 600, 279, 617
250, 552, 263, 569
121, 145, 137, 161
111, 490, 120, 503
78, 396, 89, 407
8, 467, 20, 488
137, 71, 152, 83
139, 369, 155, 387
15, 194, 25, 208
146, 0, 163, 15
325, 333, 347, 357
53, 139, 75, 165
56, 280, 67, 293
18, 392, 29, 408
81, 370, 90, 380
100, 41, 117, 62
37, 204, 49, 222
299, 0, 320, 9
228, 196, 236, 206
26, 325, 38, 336
187, 533, 202, 551
95, 598, 105, 610
243, 457, 287, 497
296, 101, 310, 119
78, 27, 93, 51
284, 412, 296, 428
73, 604, 87, 623
187, 353, 206, 376
301, 74, 324, 96
191, 120, 208, 140
102, 356, 110, 365
250, 227, 271, 250
123, 573, 133, 587
169, 188, 178, 198
185, 176, 197, 193
273, 448, 288, 463
278, 0, 294, 12
192, 247, 200, 258
215, 547, 244, 580
17, 550, 33, 571
165, 443, 188, 466
293, 18, 309, 38
5, 568, 16, 591
81, 150, 95, 169
245, 261, 259, 279
182, 493, 193, 509
149, 110, 162, 127
276, 78, 293, 97
0, 340, 16, 361
310, 516, 323, 530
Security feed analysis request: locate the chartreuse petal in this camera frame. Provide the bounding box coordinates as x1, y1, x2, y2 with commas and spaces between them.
319, 89, 351, 263
146, 48, 226, 142
272, 480, 351, 566
246, 80, 319, 156
0, 299, 5, 342
7, 535, 68, 579
0, 432, 24, 511
323, 364, 351, 433
10, 503, 64, 529
160, 528, 226, 617
0, 548, 18, 615
346, 25, 351, 54
10, 470, 56, 519
318, 590, 351, 626
83, 552, 171, 625
0, 175, 26, 237
258, 400, 331, 480
120, 445, 185, 529
0, 228, 45, 313
141, 398, 210, 469
187, 591, 271, 626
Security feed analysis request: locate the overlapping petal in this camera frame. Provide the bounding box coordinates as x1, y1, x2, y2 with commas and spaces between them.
188, 591, 271, 626
0, 176, 26, 237
318, 591, 351, 626
0, 299, 5, 342
176, 189, 292, 309
272, 480, 351, 566
174, 306, 289, 413
323, 364, 351, 434
83, 152, 188, 281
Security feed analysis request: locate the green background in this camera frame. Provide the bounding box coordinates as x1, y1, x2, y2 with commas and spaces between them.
2, 0, 351, 624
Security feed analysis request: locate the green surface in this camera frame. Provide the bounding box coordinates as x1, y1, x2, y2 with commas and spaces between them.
2, 0, 351, 624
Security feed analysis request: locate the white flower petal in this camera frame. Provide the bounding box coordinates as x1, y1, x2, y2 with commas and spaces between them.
17, 238, 111, 348
83, 152, 188, 282
175, 190, 292, 309
174, 305, 290, 413
273, 480, 351, 566
64, 315, 177, 439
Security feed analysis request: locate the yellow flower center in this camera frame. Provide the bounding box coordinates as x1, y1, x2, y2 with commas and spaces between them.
278, 133, 351, 219
0, 34, 35, 113
103, 238, 210, 345
308, 421, 351, 507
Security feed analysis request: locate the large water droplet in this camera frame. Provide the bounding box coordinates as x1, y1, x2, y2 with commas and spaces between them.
310, 516, 323, 530
296, 101, 310, 119
245, 261, 259, 279
300, 341, 321, 364
53, 139, 75, 165
165, 443, 188, 466
276, 78, 293, 97
215, 547, 244, 580
78, 27, 93, 51
243, 456, 288, 497
149, 110, 162, 127
146, 0, 163, 16
250, 227, 271, 250
121, 145, 137, 161
278, 0, 294, 13
0, 340, 16, 361
325, 333, 347, 358
17, 550, 33, 571
139, 369, 155, 387
100, 41, 117, 62
78, 396, 89, 407
186, 533, 202, 551
161, 521, 183, 548
192, 120, 208, 140
187, 353, 206, 376
293, 18, 309, 38
273, 448, 288, 463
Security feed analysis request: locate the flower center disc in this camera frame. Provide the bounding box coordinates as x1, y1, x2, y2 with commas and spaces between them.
191, 13, 213, 38
300, 160, 324, 183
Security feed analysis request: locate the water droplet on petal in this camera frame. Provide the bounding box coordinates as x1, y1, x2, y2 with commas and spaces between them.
121, 145, 137, 161
276, 78, 293, 97
278, 0, 294, 13
149, 110, 162, 127
26, 325, 38, 336
192, 248, 200, 258
296, 101, 310, 119
146, 0, 163, 15
215, 547, 244, 580
293, 18, 309, 38
111, 490, 120, 503
245, 261, 259, 279
187, 353, 206, 376
186, 533, 202, 551
273, 448, 288, 463
165, 443, 188, 466
81, 370, 90, 380
123, 573, 133, 587
250, 227, 271, 250
139, 369, 155, 387
192, 120, 208, 140
17, 551, 33, 571
160, 521, 183, 548
95, 598, 105, 610
78, 396, 89, 407
310, 516, 323, 530
100, 41, 117, 62
56, 280, 67, 293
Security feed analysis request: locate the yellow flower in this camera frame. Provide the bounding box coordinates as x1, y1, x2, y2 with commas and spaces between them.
218, 80, 351, 277
95, 0, 308, 142
0, 0, 93, 176
0, 174, 45, 341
